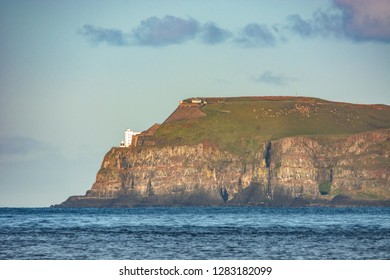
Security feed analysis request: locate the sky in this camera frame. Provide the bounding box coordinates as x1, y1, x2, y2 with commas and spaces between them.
0, 0, 389, 207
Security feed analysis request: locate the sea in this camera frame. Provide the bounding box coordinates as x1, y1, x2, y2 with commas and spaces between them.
0, 207, 389, 260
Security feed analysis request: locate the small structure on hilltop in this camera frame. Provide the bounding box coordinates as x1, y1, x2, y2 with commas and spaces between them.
179, 98, 207, 107
120, 129, 140, 147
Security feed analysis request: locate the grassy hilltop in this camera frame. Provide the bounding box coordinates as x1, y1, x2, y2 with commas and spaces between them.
154, 96, 390, 156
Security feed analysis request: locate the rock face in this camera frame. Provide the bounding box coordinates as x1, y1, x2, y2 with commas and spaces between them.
58, 129, 390, 207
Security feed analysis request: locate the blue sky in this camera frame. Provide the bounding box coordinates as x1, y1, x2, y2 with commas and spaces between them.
1, 0, 389, 206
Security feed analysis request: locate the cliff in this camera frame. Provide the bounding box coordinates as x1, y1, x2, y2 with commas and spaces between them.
57, 96, 390, 207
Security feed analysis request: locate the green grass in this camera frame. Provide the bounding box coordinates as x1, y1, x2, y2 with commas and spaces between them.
154, 96, 390, 157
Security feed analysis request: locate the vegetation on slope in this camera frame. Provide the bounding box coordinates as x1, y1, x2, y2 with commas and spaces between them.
154, 96, 390, 157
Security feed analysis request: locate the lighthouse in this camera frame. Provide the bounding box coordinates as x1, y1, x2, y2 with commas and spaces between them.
120, 129, 140, 147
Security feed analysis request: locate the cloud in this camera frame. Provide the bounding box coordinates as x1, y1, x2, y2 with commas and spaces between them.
131, 15, 200, 46
254, 71, 295, 86
333, 0, 390, 42
0, 136, 50, 156
80, 16, 232, 47
235, 23, 277, 47
287, 15, 314, 38
79, 3, 390, 49
200, 22, 232, 44
287, 0, 390, 43
79, 25, 130, 46
287, 10, 343, 38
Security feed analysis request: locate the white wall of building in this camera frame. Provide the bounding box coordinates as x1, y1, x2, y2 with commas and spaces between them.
123, 129, 140, 147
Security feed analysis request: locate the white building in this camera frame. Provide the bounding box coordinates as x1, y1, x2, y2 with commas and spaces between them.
121, 129, 140, 147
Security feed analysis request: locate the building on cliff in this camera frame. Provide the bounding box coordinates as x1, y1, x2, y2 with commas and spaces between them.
120, 129, 140, 147
179, 98, 207, 107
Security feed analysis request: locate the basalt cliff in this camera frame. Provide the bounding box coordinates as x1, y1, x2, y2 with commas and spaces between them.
57, 97, 390, 207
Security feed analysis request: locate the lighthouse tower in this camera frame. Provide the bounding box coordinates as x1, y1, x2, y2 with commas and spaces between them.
121, 129, 140, 147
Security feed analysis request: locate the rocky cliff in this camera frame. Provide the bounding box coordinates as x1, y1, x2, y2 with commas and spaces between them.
57, 97, 390, 207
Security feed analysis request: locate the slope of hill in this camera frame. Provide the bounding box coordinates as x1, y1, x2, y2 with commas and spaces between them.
155, 96, 390, 157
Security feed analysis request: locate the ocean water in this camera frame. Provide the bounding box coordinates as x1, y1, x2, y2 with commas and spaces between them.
0, 207, 389, 260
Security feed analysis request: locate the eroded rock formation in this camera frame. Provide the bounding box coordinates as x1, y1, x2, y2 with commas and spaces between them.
58, 129, 390, 207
